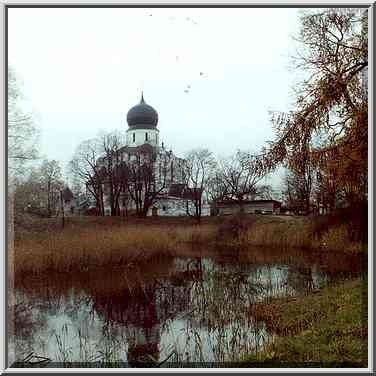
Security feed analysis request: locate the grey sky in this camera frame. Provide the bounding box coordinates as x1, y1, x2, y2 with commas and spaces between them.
8, 7, 301, 188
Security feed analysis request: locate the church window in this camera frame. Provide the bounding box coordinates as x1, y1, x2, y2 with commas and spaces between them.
133, 133, 135, 143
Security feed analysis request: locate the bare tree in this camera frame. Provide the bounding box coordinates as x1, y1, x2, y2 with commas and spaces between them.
98, 131, 125, 216
254, 184, 274, 200
8, 68, 39, 179
282, 169, 313, 215
14, 160, 63, 218
183, 148, 216, 221
13, 169, 44, 218
217, 151, 266, 210
125, 146, 170, 217
39, 159, 64, 217
70, 138, 105, 216
207, 169, 228, 203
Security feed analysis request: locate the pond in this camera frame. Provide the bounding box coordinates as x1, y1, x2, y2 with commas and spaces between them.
9, 247, 365, 367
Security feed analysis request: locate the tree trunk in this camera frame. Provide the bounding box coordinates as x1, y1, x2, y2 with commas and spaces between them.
60, 190, 65, 228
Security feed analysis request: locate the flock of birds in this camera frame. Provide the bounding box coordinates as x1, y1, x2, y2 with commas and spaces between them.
146, 12, 205, 95
184, 72, 204, 94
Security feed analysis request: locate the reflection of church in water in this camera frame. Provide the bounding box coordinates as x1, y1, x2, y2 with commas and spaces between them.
91, 258, 324, 366
93, 258, 203, 366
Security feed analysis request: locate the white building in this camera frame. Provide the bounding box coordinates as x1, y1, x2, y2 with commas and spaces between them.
215, 199, 281, 216
100, 94, 209, 217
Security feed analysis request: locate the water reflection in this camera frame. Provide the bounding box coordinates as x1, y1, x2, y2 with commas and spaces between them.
11, 248, 364, 367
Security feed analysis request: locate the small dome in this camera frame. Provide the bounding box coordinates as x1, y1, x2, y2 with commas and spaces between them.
127, 93, 158, 129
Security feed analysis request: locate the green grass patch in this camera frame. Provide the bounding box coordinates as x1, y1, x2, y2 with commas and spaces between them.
246, 277, 368, 367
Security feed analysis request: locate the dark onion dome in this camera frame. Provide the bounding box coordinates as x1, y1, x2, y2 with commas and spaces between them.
127, 93, 158, 129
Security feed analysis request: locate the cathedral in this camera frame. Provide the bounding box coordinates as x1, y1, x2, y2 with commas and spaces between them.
100, 94, 210, 217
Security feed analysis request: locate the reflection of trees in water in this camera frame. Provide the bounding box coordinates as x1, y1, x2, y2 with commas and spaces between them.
12, 251, 364, 366
92, 262, 202, 365
11, 258, 290, 364
182, 263, 267, 363
94, 282, 161, 366
12, 286, 105, 364
12, 289, 60, 361
12, 300, 47, 360
90, 258, 269, 364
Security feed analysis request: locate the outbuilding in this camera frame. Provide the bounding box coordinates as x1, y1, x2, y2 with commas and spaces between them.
215, 199, 281, 216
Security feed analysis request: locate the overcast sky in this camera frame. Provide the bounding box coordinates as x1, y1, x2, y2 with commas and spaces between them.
8, 7, 302, 188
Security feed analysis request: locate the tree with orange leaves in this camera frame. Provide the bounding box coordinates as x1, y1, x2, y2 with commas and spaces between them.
260, 9, 368, 211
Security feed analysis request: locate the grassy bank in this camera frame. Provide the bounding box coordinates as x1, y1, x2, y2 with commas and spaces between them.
244, 277, 367, 367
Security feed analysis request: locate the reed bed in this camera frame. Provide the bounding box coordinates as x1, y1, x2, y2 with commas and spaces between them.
240, 221, 313, 249
13, 213, 364, 279
238, 220, 364, 254
13, 224, 216, 277
317, 224, 364, 253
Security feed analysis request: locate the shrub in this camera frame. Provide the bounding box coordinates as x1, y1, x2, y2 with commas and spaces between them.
310, 202, 368, 244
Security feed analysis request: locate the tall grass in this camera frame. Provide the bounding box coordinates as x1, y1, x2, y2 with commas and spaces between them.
240, 221, 312, 249
13, 212, 365, 279
237, 218, 365, 254
317, 225, 364, 253
14, 224, 216, 277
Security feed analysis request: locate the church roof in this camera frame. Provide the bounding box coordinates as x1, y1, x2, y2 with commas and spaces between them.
126, 93, 158, 130
166, 185, 202, 200
216, 199, 281, 206
168, 183, 186, 197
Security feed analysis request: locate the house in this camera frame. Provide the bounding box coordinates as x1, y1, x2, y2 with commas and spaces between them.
215, 199, 281, 216
148, 184, 210, 217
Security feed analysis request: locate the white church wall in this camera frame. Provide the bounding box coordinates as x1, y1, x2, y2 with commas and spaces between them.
148, 198, 188, 217
147, 198, 211, 217
126, 128, 159, 147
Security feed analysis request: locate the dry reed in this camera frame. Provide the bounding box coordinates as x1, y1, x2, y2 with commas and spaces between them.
239, 220, 364, 254
240, 221, 313, 249
14, 224, 216, 277
14, 215, 364, 278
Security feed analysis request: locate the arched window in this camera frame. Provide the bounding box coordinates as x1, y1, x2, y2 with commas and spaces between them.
145, 132, 148, 141
133, 133, 135, 143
